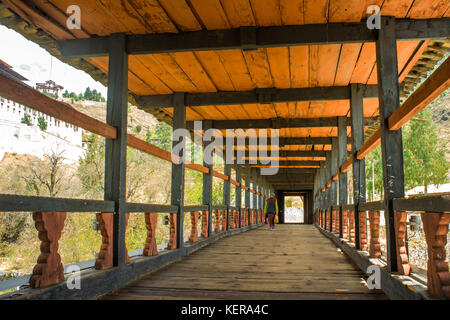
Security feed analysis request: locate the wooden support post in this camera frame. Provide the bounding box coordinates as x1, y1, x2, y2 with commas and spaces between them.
338, 117, 348, 238
104, 33, 128, 267
252, 168, 257, 225
325, 154, 332, 231
350, 84, 366, 249
376, 16, 406, 272
236, 165, 242, 228
171, 93, 186, 248
223, 163, 231, 230
202, 121, 213, 237
245, 165, 251, 225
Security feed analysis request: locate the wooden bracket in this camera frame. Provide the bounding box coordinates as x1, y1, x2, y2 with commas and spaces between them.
189, 211, 199, 243
368, 210, 382, 258
167, 213, 177, 250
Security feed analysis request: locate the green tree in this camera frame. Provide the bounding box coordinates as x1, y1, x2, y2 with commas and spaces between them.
152, 121, 172, 151
84, 87, 92, 100
403, 108, 449, 193
21, 113, 32, 126
37, 116, 48, 131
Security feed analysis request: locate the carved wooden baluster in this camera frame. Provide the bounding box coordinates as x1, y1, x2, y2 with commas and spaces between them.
421, 212, 450, 299
332, 210, 336, 232
359, 211, 368, 251
328, 210, 331, 230
336, 209, 340, 234
368, 210, 382, 258
189, 211, 199, 243
222, 210, 227, 231
201, 210, 209, 238
95, 212, 130, 270
29, 211, 66, 288
167, 213, 177, 250
215, 210, 221, 233
342, 210, 348, 239
143, 212, 158, 256
349, 210, 355, 243
394, 211, 410, 275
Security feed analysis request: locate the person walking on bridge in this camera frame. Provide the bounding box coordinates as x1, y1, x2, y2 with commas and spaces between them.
264, 194, 278, 230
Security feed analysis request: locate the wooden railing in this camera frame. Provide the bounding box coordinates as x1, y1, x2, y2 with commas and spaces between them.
0, 71, 267, 295
316, 194, 449, 299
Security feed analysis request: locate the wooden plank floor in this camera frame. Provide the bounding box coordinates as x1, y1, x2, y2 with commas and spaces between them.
104, 225, 387, 300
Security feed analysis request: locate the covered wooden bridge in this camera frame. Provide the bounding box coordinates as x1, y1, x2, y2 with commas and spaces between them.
0, 0, 449, 300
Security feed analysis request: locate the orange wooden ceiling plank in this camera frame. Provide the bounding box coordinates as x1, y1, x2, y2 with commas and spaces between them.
334, 43, 363, 86
218, 50, 256, 91
151, 54, 198, 92
294, 101, 310, 118
329, 0, 366, 22
48, 0, 117, 36
243, 49, 274, 88
407, 0, 449, 18
267, 47, 291, 89
280, 0, 305, 24
303, 0, 329, 24
364, 99, 380, 117
194, 52, 236, 91
127, 0, 178, 33
315, 45, 342, 87
158, 0, 202, 31
220, 0, 256, 27
350, 42, 376, 84
170, 52, 217, 92
129, 56, 172, 94
290, 47, 310, 88
187, 0, 231, 29
366, 41, 421, 84
380, 0, 415, 16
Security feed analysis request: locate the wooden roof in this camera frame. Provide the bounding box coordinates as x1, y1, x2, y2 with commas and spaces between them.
1, 0, 448, 144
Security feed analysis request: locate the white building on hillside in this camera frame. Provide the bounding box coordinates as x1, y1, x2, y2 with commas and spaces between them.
0, 96, 83, 164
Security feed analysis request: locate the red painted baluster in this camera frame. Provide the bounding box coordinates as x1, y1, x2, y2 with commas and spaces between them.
167, 213, 177, 250
222, 210, 227, 231
95, 212, 130, 269
421, 212, 450, 299
342, 210, 348, 239
29, 211, 66, 288
394, 211, 410, 275
201, 210, 209, 238
368, 210, 382, 258
143, 212, 158, 256
215, 210, 221, 233
349, 210, 355, 243
189, 211, 199, 243
359, 211, 368, 251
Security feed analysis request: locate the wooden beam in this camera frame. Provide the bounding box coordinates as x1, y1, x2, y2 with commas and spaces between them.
103, 33, 128, 267
356, 129, 381, 160
389, 57, 450, 131
376, 17, 406, 273
170, 93, 186, 249
0, 71, 116, 139
57, 19, 450, 58
186, 117, 377, 130
138, 85, 378, 108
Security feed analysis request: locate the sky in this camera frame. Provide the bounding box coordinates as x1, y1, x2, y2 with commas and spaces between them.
0, 25, 107, 97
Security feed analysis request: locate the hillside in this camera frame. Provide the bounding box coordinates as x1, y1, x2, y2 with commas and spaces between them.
61, 98, 159, 141
428, 89, 450, 163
